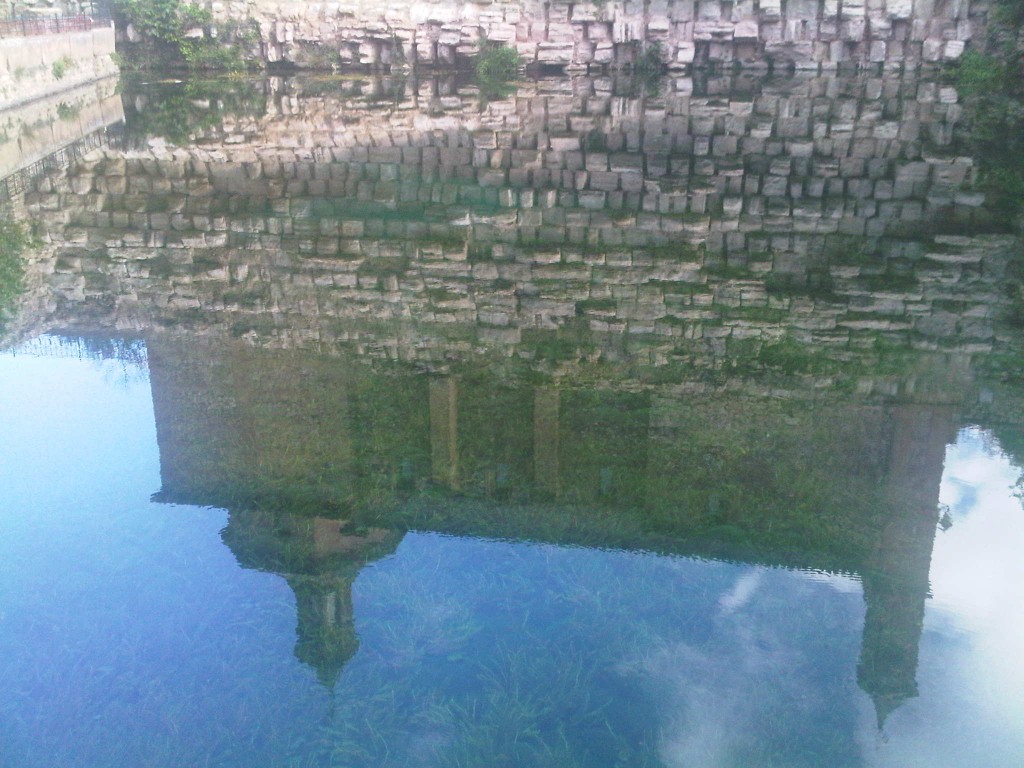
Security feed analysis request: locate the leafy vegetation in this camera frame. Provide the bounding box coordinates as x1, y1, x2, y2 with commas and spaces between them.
112, 0, 250, 72
635, 42, 666, 77
50, 56, 73, 80
56, 101, 80, 121
121, 76, 266, 145
952, 3, 1024, 227
0, 218, 33, 331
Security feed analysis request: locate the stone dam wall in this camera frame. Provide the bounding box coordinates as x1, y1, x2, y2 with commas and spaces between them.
206, 0, 986, 70
20, 72, 1020, 383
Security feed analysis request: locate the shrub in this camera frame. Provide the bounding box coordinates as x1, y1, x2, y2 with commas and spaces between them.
56, 102, 80, 121
635, 42, 665, 76
112, 0, 247, 72
953, 49, 1024, 225
51, 56, 73, 80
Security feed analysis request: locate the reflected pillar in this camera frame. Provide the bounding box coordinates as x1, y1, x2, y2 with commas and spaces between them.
430, 377, 459, 489
291, 573, 360, 688
534, 387, 561, 497
857, 404, 957, 728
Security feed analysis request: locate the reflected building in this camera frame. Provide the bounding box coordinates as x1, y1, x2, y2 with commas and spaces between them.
857, 405, 954, 727
1, 74, 123, 204
146, 333, 959, 717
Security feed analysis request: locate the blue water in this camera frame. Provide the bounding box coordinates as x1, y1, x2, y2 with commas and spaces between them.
1, 342, 1023, 767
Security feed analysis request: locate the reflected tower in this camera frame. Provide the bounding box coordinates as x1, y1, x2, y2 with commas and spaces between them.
856, 404, 955, 728
222, 509, 402, 687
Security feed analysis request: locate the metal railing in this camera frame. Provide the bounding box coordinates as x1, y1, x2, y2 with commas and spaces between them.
0, 122, 124, 201
0, 14, 111, 39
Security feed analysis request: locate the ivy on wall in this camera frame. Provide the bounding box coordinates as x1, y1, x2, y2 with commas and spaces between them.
112, 0, 254, 72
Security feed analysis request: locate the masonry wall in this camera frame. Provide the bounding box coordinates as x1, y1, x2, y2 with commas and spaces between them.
21, 73, 1019, 382
0, 24, 118, 109
209, 0, 984, 70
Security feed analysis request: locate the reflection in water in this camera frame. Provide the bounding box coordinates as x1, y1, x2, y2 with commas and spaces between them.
146, 336, 950, 733
1, 67, 1023, 766
10, 71, 1022, 370
0, 75, 123, 193
222, 509, 401, 687
2, 342, 1023, 766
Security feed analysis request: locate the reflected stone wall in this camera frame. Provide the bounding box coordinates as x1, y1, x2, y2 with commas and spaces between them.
19, 73, 1021, 379
0, 75, 122, 184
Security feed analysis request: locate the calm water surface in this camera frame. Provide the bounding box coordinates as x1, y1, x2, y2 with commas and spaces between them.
1, 71, 1024, 766
1, 341, 1022, 767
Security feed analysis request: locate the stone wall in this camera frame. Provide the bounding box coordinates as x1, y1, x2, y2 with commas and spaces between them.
209, 0, 984, 70
19, 73, 1021, 384
0, 24, 118, 109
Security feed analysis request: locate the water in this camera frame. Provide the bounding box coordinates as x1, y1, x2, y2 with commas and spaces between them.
1, 339, 1022, 767
1, 71, 1023, 766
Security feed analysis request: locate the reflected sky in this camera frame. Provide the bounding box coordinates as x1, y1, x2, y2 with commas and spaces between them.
1, 341, 1023, 767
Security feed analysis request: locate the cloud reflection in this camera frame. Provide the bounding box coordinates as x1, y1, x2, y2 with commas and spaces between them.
617, 566, 863, 768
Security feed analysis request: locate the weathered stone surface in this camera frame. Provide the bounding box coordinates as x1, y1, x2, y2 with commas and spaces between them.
15, 69, 1018, 375
0, 25, 119, 109
195, 0, 986, 71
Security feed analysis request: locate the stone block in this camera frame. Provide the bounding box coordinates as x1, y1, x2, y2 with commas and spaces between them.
761, 0, 782, 19
593, 41, 615, 63
922, 38, 943, 61
675, 42, 697, 63
943, 40, 965, 60
734, 20, 759, 40
590, 171, 620, 191
694, 21, 735, 41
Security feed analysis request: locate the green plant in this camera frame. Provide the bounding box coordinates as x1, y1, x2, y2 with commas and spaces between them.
0, 218, 33, 330
180, 38, 245, 72
117, 0, 208, 40
56, 102, 79, 121
122, 76, 267, 144
955, 49, 1006, 95
51, 56, 73, 80
222, 18, 260, 48
951, 1, 1024, 226
474, 43, 522, 98
296, 41, 343, 71
475, 44, 520, 82
112, 0, 249, 72
635, 42, 665, 76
